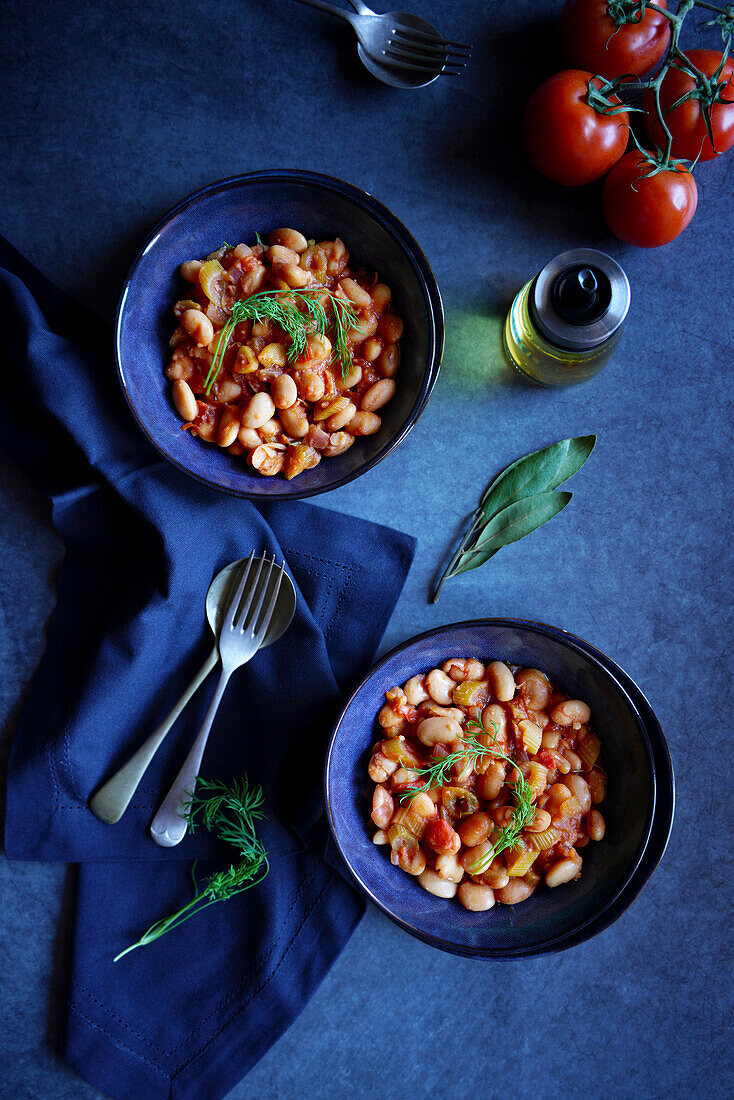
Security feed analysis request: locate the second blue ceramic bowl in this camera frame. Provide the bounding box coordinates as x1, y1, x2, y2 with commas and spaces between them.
115, 170, 444, 500
326, 619, 674, 958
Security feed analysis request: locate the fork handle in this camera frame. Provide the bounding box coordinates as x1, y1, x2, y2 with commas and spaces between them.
290, 0, 358, 26
345, 0, 373, 13
89, 647, 219, 824
149, 665, 232, 847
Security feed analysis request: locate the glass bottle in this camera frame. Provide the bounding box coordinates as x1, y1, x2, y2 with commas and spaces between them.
503, 248, 630, 386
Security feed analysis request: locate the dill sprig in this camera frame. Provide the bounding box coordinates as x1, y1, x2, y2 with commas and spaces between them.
398, 733, 492, 804
114, 775, 268, 961
463, 719, 535, 874
400, 718, 535, 876
203, 288, 363, 395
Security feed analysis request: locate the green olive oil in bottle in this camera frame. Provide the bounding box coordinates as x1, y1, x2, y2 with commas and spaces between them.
503, 248, 630, 386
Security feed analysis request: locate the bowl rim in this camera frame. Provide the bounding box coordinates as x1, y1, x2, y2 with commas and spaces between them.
324, 617, 675, 959
114, 169, 445, 500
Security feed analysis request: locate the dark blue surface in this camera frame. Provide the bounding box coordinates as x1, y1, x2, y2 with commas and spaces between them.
326, 619, 672, 957
117, 170, 443, 499
1, 0, 732, 1098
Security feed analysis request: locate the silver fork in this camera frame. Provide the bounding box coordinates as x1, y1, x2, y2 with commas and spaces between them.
292, 0, 472, 77
149, 552, 285, 848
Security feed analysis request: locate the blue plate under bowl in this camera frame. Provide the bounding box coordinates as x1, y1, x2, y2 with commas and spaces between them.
115, 170, 444, 499
325, 619, 675, 958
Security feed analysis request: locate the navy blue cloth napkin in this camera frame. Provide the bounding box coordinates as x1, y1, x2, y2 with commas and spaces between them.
0, 237, 416, 1099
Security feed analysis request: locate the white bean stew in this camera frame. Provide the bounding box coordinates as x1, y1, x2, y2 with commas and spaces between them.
368, 658, 606, 911
166, 230, 402, 480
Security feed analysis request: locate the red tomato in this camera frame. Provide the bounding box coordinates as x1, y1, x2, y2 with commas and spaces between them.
602, 151, 698, 247
523, 70, 629, 186
560, 0, 670, 79
645, 49, 734, 161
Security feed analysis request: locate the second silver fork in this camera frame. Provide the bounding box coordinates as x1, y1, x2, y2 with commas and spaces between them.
149, 552, 285, 848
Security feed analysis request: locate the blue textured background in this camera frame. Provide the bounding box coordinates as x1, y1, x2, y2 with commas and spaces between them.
1, 0, 731, 1097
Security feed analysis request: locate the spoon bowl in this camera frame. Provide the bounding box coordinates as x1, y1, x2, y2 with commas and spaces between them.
358, 13, 444, 88
207, 557, 296, 643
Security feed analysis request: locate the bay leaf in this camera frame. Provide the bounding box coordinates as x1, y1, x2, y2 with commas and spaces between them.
479, 435, 596, 522
454, 491, 572, 574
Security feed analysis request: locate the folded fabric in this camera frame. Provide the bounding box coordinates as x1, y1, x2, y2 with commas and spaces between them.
0, 237, 416, 1099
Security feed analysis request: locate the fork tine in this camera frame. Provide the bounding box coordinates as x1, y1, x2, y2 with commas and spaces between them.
253, 563, 285, 646
237, 554, 274, 633
390, 27, 473, 52
389, 30, 472, 59
385, 43, 470, 67
382, 51, 468, 75
230, 552, 265, 632
222, 551, 255, 633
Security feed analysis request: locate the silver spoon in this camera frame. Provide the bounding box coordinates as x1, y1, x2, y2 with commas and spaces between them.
89, 556, 296, 824
150, 553, 288, 848
292, 0, 471, 88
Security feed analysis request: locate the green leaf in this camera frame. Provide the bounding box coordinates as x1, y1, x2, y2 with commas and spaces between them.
431, 435, 596, 601
480, 435, 596, 521
454, 491, 572, 574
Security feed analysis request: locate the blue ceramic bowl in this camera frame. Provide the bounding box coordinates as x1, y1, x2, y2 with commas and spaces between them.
115, 170, 444, 499
325, 619, 674, 958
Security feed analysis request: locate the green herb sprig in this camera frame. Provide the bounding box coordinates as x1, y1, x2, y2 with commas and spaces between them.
463, 720, 536, 874
400, 719, 535, 876
114, 775, 268, 961
203, 288, 363, 395
432, 435, 597, 602
399, 733, 493, 804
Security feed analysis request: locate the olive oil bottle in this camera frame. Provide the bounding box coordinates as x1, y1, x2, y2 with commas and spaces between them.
503, 249, 630, 386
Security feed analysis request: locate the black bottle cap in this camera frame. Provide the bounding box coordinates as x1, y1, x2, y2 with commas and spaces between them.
530, 248, 630, 351
552, 265, 612, 326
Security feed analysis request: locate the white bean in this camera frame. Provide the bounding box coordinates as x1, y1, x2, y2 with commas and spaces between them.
403, 675, 429, 706
416, 716, 462, 747
587, 809, 606, 841
362, 337, 382, 362
495, 880, 534, 905
347, 411, 381, 436
551, 700, 591, 726
371, 283, 391, 312
180, 260, 202, 283
181, 308, 214, 347
458, 882, 495, 912
361, 379, 396, 412
217, 409, 240, 448
238, 426, 262, 450
545, 858, 580, 888
435, 852, 465, 883
326, 401, 356, 431
486, 660, 516, 702
279, 404, 309, 439
418, 868, 457, 899
339, 277, 372, 310
426, 669, 454, 705
271, 374, 298, 410
267, 244, 299, 266
276, 263, 310, 289
378, 344, 398, 378
268, 228, 308, 253
241, 392, 276, 429
172, 379, 197, 422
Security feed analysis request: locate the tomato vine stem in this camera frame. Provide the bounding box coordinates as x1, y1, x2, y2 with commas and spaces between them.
591, 0, 734, 169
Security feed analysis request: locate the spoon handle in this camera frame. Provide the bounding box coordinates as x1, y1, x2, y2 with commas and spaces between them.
345, 0, 373, 13
149, 666, 232, 847
88, 648, 219, 824
290, 0, 357, 26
